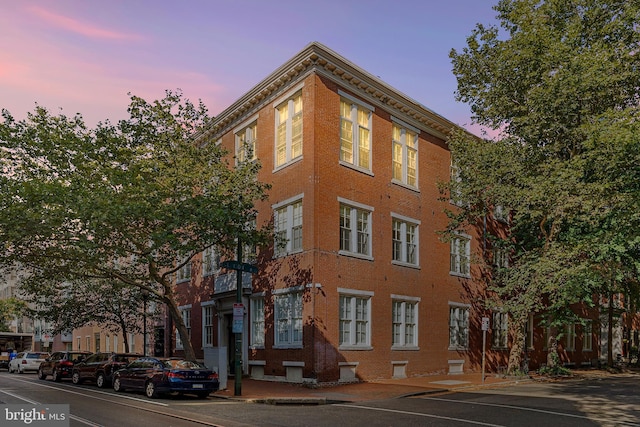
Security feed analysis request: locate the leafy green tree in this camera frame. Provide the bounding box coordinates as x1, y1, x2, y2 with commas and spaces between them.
0, 90, 270, 361
447, 0, 640, 371
0, 298, 28, 332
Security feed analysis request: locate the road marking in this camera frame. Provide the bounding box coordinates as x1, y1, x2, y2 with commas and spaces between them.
336, 404, 505, 426
418, 396, 640, 427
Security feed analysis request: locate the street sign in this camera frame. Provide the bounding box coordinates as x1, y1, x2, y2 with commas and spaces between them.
481, 317, 490, 331
220, 260, 258, 274
232, 303, 244, 333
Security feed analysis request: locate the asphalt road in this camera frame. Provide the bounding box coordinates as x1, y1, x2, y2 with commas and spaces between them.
0, 370, 638, 426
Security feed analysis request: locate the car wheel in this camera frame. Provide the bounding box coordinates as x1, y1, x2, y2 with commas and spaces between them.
18, 367, 24, 374
145, 381, 158, 398
8, 366, 12, 374
113, 377, 124, 392
196, 391, 210, 399
96, 373, 106, 388
37, 368, 46, 380
72, 371, 81, 385
52, 369, 61, 382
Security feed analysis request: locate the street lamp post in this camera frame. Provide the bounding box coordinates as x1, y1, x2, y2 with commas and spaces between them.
142, 289, 149, 357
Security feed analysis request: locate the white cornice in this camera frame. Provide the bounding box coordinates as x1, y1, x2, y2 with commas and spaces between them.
198, 42, 462, 143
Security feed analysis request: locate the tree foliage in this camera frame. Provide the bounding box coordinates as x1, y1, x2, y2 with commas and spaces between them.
0, 90, 271, 360
447, 0, 640, 371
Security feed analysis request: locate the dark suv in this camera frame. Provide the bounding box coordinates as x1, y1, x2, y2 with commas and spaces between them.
38, 351, 92, 382
72, 352, 141, 388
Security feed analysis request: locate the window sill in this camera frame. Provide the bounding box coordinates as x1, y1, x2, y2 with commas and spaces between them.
338, 250, 373, 261
339, 345, 373, 351
249, 345, 265, 350
339, 161, 374, 177
273, 156, 303, 173
449, 271, 471, 279
491, 346, 508, 351
391, 179, 419, 193
391, 346, 420, 351
448, 346, 468, 351
273, 345, 303, 350
392, 260, 420, 269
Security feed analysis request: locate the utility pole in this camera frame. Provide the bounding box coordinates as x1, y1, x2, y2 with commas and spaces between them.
234, 236, 243, 396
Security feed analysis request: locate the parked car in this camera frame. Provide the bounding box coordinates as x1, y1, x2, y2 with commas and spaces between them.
72, 352, 141, 388
38, 351, 92, 382
8, 352, 49, 374
113, 357, 219, 399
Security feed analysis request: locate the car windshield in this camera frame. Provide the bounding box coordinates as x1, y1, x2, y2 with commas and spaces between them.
26, 353, 48, 359
69, 353, 87, 362
114, 355, 138, 364
162, 360, 205, 370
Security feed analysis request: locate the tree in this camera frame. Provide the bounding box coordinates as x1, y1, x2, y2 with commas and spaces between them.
447, 0, 640, 372
0, 90, 271, 361
0, 298, 27, 332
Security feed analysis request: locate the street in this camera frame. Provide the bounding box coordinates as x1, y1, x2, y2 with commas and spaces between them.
0, 371, 638, 426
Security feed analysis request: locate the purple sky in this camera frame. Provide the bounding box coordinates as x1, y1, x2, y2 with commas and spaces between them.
1, 1, 500, 136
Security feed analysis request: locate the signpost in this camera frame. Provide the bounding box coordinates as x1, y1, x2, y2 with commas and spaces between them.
481, 316, 490, 384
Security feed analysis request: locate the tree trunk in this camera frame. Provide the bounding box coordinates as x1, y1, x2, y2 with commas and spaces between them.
507, 313, 526, 375
164, 295, 197, 361
608, 292, 614, 366
119, 317, 130, 353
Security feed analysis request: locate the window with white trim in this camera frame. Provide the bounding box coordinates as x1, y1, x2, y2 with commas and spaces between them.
274, 197, 303, 257
564, 323, 576, 351
339, 200, 372, 257
202, 305, 214, 347
274, 290, 302, 347
128, 333, 135, 353
176, 256, 191, 283
339, 291, 372, 348
449, 305, 469, 349
251, 296, 265, 347
450, 235, 471, 276
202, 246, 220, 276
493, 247, 509, 269
524, 314, 534, 350
492, 311, 508, 349
392, 123, 418, 187
235, 121, 257, 163
392, 298, 418, 348
340, 98, 371, 171
582, 321, 592, 351
392, 215, 419, 266
275, 92, 302, 167
175, 307, 191, 350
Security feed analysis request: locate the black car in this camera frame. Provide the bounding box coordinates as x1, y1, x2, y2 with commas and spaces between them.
38, 351, 92, 382
113, 357, 219, 399
72, 352, 141, 388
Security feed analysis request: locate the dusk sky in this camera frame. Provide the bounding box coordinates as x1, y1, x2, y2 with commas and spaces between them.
1, 1, 501, 136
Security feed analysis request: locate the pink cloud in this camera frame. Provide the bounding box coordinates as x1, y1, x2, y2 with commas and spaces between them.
27, 6, 144, 41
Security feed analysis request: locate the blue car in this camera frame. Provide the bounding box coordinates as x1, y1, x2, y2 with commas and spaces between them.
112, 357, 219, 399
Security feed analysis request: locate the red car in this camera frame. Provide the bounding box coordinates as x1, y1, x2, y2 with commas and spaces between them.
72, 352, 141, 388
38, 351, 92, 382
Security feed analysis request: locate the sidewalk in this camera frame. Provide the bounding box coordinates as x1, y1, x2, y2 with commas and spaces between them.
212, 373, 526, 404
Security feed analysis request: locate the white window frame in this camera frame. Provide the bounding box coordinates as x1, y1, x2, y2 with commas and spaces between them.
250, 294, 265, 348
565, 323, 576, 351
450, 233, 471, 277
338, 288, 373, 350
274, 87, 303, 169
582, 320, 593, 351
525, 314, 534, 350
391, 295, 420, 349
491, 311, 508, 349
338, 198, 373, 259
234, 116, 258, 164
202, 303, 215, 348
391, 118, 419, 188
128, 333, 135, 353
339, 91, 373, 173
202, 246, 220, 276
176, 256, 192, 283
391, 213, 420, 267
449, 303, 470, 350
273, 194, 304, 257
175, 305, 191, 350
273, 287, 303, 348
493, 247, 509, 269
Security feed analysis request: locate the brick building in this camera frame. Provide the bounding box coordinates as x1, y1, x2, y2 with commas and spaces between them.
168, 42, 614, 386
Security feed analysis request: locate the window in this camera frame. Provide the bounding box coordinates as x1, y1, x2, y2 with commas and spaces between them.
235, 121, 257, 163
105, 335, 110, 352
202, 246, 220, 276
339, 199, 373, 258
94, 333, 100, 353
275, 92, 302, 167
494, 205, 508, 223
564, 323, 576, 351
450, 161, 465, 206
176, 307, 191, 350
492, 311, 508, 349
274, 290, 302, 347
524, 314, 534, 350
450, 234, 471, 276
582, 321, 592, 351
340, 97, 372, 171
449, 305, 469, 349
176, 256, 191, 283
202, 305, 214, 347
392, 122, 418, 187
392, 215, 419, 266
493, 247, 509, 269
339, 290, 373, 348
113, 336, 118, 353
129, 333, 135, 353
250, 296, 265, 347
273, 196, 303, 257
76, 337, 81, 351
86, 337, 90, 352
392, 297, 419, 348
